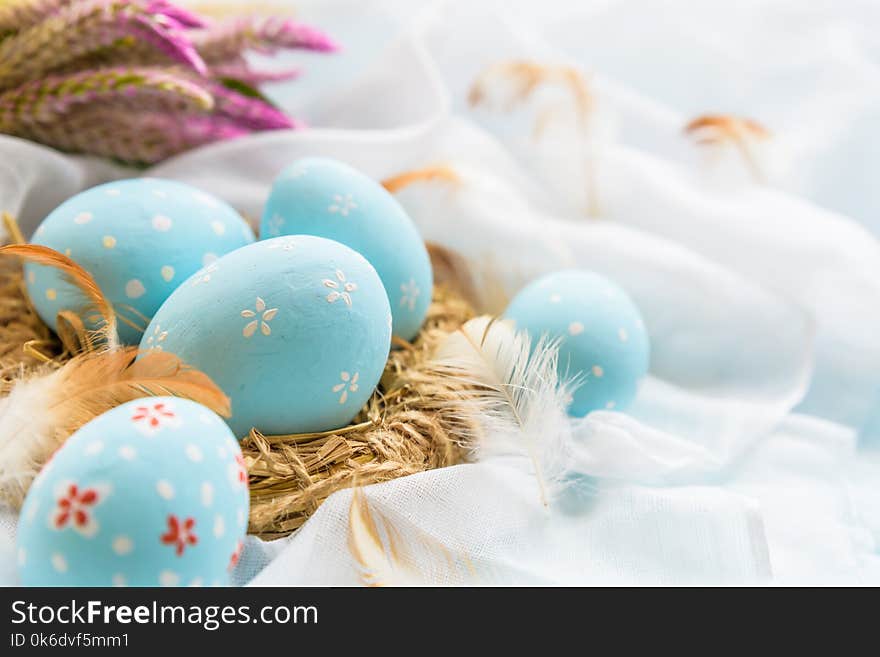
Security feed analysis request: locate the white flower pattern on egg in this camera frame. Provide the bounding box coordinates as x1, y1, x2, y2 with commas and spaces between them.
265, 213, 284, 237
241, 297, 278, 338
323, 270, 357, 307
145, 324, 168, 351
328, 193, 357, 216
332, 371, 360, 404
400, 278, 420, 311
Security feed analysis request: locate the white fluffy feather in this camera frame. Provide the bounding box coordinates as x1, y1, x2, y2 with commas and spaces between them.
0, 367, 63, 507
432, 315, 579, 506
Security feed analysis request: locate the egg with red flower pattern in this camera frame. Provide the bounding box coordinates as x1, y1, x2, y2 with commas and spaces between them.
16, 397, 249, 587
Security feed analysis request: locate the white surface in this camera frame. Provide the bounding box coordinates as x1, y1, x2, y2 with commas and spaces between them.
2, 0, 880, 585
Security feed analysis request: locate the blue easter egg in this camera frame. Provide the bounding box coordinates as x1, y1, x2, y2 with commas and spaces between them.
25, 178, 255, 344
504, 270, 650, 416
141, 236, 392, 437
260, 157, 432, 340
16, 397, 249, 587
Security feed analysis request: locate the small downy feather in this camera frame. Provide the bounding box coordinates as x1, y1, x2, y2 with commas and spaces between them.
0, 244, 118, 349
347, 487, 475, 586
0, 347, 230, 508
429, 315, 579, 506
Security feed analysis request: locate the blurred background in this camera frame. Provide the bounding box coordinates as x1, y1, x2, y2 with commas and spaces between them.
252, 0, 880, 231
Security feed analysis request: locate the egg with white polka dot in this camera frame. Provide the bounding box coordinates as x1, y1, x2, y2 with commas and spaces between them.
140, 236, 392, 437
504, 270, 650, 416
260, 157, 432, 341
25, 179, 255, 344
16, 397, 249, 587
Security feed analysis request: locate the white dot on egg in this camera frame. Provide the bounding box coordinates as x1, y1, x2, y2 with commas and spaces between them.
25, 501, 38, 523
84, 441, 104, 456
160, 265, 175, 282
156, 480, 174, 500
159, 570, 179, 587
151, 214, 173, 232
51, 553, 68, 573
118, 445, 136, 460
102, 235, 116, 249
201, 482, 214, 507
202, 252, 218, 266
549, 293, 562, 303
199, 413, 212, 424
592, 365, 604, 377
213, 515, 225, 538
45, 288, 57, 301
618, 327, 629, 342
125, 279, 146, 299
237, 508, 245, 527
105, 188, 121, 196
112, 535, 134, 555
606, 400, 616, 410
189, 578, 204, 587
210, 221, 226, 236
73, 211, 93, 224
27, 271, 35, 284
194, 191, 219, 206
185, 444, 203, 462
568, 321, 584, 336
112, 573, 127, 587
152, 189, 167, 199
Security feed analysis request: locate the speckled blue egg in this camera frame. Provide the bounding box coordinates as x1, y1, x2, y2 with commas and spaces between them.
504, 270, 650, 416
260, 157, 432, 341
16, 397, 249, 587
25, 178, 255, 344
140, 236, 392, 437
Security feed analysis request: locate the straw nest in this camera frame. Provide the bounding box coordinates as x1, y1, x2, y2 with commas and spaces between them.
0, 245, 477, 540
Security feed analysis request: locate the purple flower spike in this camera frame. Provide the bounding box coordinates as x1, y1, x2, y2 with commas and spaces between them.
0, 1, 329, 163
205, 80, 295, 131
194, 16, 339, 64
131, 10, 207, 75
146, 1, 206, 29
0, 0, 67, 36
268, 18, 340, 53
0, 1, 208, 90
0, 67, 213, 130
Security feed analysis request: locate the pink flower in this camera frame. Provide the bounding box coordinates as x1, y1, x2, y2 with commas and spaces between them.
53, 483, 101, 535
131, 401, 179, 435
160, 515, 198, 556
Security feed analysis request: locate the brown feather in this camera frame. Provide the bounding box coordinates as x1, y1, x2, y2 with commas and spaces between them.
0, 244, 118, 348
381, 165, 459, 194
347, 486, 474, 586
0, 347, 230, 507
51, 348, 231, 426
684, 114, 770, 140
